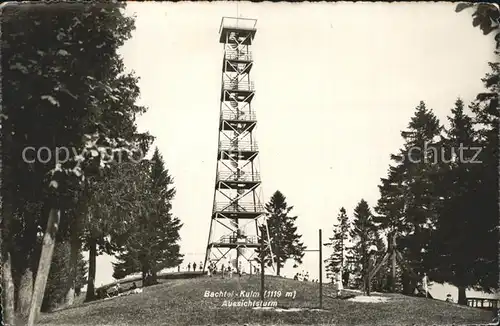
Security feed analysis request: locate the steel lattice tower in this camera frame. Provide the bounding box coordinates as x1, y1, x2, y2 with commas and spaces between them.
204, 17, 274, 274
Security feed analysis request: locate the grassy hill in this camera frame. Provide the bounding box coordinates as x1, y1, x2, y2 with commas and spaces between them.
39, 275, 495, 326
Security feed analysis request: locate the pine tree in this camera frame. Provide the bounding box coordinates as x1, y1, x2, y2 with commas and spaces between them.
113, 148, 183, 286
350, 199, 377, 294
468, 63, 499, 292
324, 207, 351, 285
255, 191, 306, 276
370, 231, 387, 292
427, 98, 479, 304
455, 0, 499, 297
374, 101, 443, 294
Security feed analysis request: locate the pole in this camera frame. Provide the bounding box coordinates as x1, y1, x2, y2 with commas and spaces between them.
260, 235, 265, 303
319, 229, 323, 309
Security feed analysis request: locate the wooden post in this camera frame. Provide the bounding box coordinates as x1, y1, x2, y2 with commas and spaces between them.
260, 235, 265, 303
319, 229, 323, 309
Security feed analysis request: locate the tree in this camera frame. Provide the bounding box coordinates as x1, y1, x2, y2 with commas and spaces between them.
375, 101, 443, 294
255, 191, 306, 276
0, 106, 16, 325
468, 63, 499, 293
112, 149, 183, 286
427, 98, 480, 305
374, 164, 406, 292
456, 3, 500, 48
324, 207, 351, 285
82, 152, 153, 302
1, 3, 146, 323
349, 199, 377, 295
369, 231, 387, 292
456, 0, 499, 297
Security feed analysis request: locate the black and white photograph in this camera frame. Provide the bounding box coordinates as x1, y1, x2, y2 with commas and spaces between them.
0, 1, 499, 325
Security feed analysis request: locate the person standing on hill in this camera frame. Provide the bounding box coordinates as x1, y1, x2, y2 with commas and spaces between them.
193, 262, 197, 271
199, 262, 203, 271
188, 263, 191, 271
445, 294, 454, 303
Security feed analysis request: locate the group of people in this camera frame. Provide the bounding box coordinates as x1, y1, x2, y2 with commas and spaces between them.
207, 261, 248, 278
186, 262, 203, 272
96, 282, 139, 299
293, 271, 310, 282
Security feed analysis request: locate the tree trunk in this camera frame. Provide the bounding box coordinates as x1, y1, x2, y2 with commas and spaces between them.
141, 262, 147, 286
1, 245, 16, 326
365, 256, 371, 296
391, 251, 397, 292
342, 271, 350, 288
276, 260, 281, 277
17, 267, 34, 321
85, 237, 97, 302
458, 286, 467, 305
1, 131, 16, 325
401, 270, 412, 295
27, 208, 61, 326
151, 264, 158, 285
65, 218, 82, 306
65, 246, 78, 306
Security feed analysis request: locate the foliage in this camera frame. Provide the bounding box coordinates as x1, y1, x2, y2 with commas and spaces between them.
255, 191, 306, 276
349, 199, 378, 289
426, 99, 481, 301
374, 102, 443, 292
324, 207, 351, 282
456, 3, 500, 48
112, 148, 183, 285
1, 1, 152, 316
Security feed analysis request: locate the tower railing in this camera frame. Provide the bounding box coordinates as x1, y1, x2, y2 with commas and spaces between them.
224, 49, 253, 61
217, 171, 261, 182
218, 235, 258, 244
221, 110, 256, 121
219, 140, 258, 151
222, 80, 255, 92
214, 201, 265, 213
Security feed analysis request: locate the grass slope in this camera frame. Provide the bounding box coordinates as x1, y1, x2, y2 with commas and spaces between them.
39, 275, 494, 326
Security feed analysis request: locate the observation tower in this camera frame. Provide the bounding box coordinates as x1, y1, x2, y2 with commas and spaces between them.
203, 17, 274, 274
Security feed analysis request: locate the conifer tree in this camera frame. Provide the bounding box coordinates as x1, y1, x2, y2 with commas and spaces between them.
454, 0, 499, 297
427, 98, 479, 304
324, 207, 351, 285
113, 148, 183, 285
255, 191, 306, 276
375, 101, 443, 294
468, 63, 499, 292
350, 199, 377, 294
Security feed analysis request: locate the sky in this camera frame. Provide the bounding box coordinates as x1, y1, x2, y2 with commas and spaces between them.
88, 2, 496, 301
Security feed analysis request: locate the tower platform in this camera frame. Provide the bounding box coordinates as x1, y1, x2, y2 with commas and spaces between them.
219, 17, 257, 45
